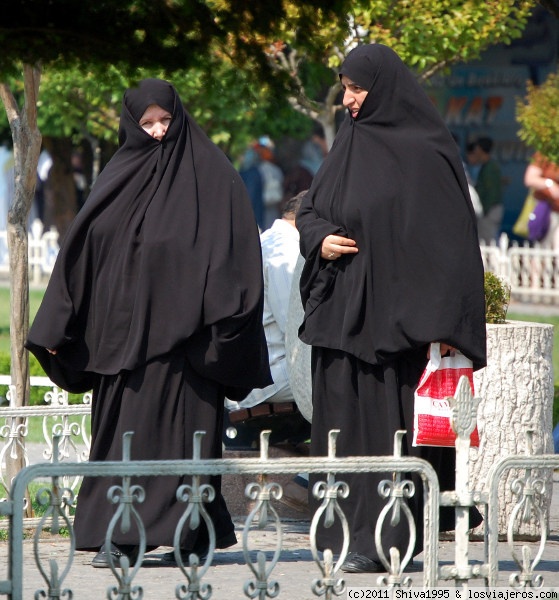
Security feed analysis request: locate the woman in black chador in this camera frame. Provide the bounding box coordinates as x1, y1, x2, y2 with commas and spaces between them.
26, 79, 271, 567
296, 44, 487, 573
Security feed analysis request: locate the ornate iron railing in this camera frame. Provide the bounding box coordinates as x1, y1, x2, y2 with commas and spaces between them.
1, 376, 558, 598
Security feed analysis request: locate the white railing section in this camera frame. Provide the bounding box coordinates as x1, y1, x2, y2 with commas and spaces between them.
480, 234, 559, 303
0, 374, 91, 519
0, 220, 59, 284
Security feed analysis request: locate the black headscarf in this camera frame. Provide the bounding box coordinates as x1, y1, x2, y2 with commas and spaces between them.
296, 44, 487, 370
27, 78, 272, 394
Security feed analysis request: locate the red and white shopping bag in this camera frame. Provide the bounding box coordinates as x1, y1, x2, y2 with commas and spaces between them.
412, 342, 480, 447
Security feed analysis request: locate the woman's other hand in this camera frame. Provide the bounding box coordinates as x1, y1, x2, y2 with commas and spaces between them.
321, 234, 359, 260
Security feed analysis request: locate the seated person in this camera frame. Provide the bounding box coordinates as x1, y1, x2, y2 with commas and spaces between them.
225, 191, 311, 510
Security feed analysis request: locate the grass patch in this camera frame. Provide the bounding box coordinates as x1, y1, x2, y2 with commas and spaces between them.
23, 415, 91, 444
0, 481, 76, 538
0, 287, 45, 355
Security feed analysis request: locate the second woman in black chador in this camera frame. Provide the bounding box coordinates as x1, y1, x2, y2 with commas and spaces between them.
296, 44, 487, 573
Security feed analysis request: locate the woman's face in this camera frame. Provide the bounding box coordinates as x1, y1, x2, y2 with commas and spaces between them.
139, 104, 172, 141
340, 75, 369, 119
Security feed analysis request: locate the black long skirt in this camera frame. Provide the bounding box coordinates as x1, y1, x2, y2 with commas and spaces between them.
74, 348, 234, 551
309, 346, 460, 562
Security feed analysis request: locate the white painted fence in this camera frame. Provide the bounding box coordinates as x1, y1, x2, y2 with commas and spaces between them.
0, 220, 59, 285
481, 234, 559, 304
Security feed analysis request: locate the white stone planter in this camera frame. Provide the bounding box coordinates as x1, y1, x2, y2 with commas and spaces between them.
471, 320, 555, 538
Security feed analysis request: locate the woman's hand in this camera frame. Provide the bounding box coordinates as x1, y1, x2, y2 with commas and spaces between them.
427, 343, 455, 358
525, 164, 559, 202
439, 343, 455, 356
321, 234, 359, 260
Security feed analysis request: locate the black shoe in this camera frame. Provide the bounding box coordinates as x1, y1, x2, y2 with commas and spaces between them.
341, 552, 385, 574
91, 543, 139, 569
161, 530, 238, 565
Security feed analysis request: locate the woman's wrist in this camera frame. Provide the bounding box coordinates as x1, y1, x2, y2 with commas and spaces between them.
544, 178, 555, 189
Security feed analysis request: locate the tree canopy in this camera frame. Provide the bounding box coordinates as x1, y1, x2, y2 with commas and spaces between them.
27, 60, 315, 163
1, 1, 357, 161
1, 1, 539, 160
0, 0, 348, 77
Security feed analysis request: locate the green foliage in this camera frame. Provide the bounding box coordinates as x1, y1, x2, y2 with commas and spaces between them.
288, 0, 534, 80
0, 57, 316, 161
0, 1, 353, 161
260, 0, 535, 146
484, 271, 511, 324
0, 1, 536, 161
516, 70, 559, 165
32, 65, 129, 143
0, 352, 8, 379
166, 60, 316, 158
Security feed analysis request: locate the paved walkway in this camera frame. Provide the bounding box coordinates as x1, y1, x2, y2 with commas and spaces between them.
2, 474, 558, 598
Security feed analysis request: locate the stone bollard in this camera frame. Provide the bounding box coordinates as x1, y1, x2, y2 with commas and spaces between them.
471, 320, 555, 538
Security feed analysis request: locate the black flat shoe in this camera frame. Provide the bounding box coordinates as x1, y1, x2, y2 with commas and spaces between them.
161, 530, 238, 565
91, 543, 139, 569
341, 552, 385, 573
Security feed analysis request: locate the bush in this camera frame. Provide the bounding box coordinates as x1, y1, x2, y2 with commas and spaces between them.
484, 271, 510, 324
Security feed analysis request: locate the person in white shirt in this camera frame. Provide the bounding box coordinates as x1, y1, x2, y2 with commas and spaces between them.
226, 190, 311, 511
229, 192, 303, 410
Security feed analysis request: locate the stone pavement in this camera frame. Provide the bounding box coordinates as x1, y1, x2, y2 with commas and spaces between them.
2, 473, 558, 599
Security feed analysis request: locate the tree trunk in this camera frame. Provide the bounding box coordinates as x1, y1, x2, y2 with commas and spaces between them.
42, 136, 79, 240
0, 64, 42, 515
